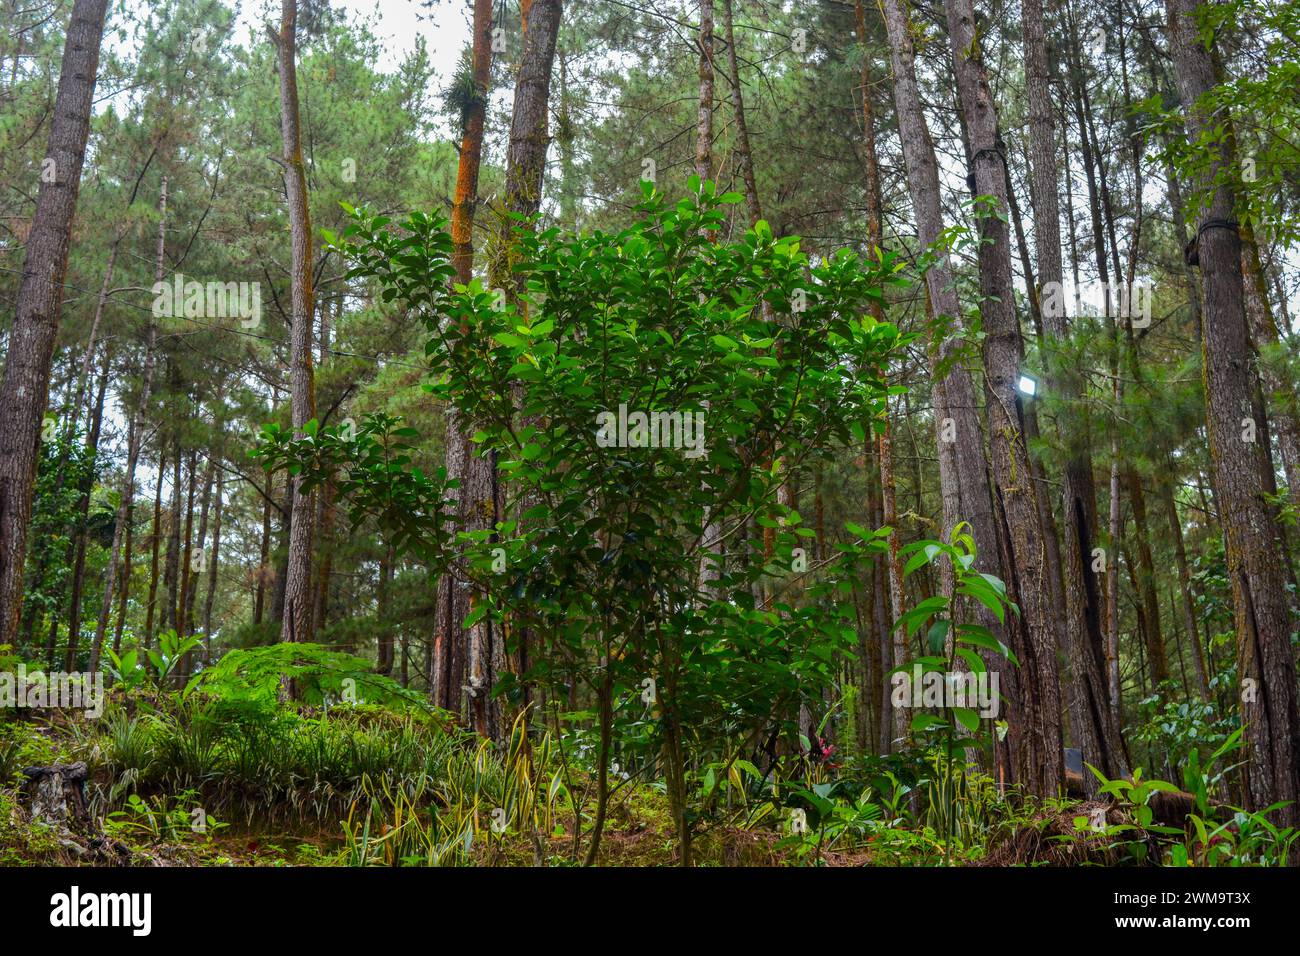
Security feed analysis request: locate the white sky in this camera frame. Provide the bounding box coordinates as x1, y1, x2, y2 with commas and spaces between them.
234, 0, 474, 136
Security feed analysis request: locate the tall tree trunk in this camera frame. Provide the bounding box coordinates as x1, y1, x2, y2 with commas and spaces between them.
276, 0, 317, 649
255, 471, 273, 625
434, 0, 497, 714
163, 428, 182, 633
186, 450, 215, 634
377, 544, 395, 675
695, 0, 714, 183
91, 172, 166, 673
721, 0, 760, 225
1126, 469, 1166, 685
1240, 224, 1300, 517
1165, 0, 1300, 827
143, 452, 165, 647
878, 404, 908, 746
878, 0, 1013, 780
313, 300, 337, 637
1160, 471, 1211, 701
61, 343, 111, 668
1023, 0, 1127, 783
450, 0, 495, 285
203, 467, 223, 663
943, 0, 1064, 795
459, 0, 561, 741
178, 449, 199, 638
0, 0, 110, 647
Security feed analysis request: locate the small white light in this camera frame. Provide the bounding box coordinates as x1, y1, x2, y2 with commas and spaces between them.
1017, 375, 1037, 397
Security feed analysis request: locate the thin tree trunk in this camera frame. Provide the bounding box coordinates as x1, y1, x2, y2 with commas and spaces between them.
203, 467, 223, 663
143, 453, 165, 647
450, 0, 495, 285
163, 429, 181, 633
1126, 469, 1166, 685
61, 344, 111, 668
377, 544, 395, 675
91, 172, 166, 673
1160, 470, 1210, 701
255, 471, 272, 625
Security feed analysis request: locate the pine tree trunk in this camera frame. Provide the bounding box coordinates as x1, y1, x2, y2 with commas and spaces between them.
255, 472, 272, 626
143, 454, 165, 647
1160, 471, 1210, 701
0, 0, 110, 647
878, 406, 908, 746
90, 172, 166, 672
878, 0, 1014, 778
1023, 0, 1127, 783
943, 0, 1064, 795
1240, 224, 1300, 517
1165, 0, 1300, 827
163, 430, 182, 633
276, 0, 317, 648
434, 0, 497, 714
450, 0, 495, 285
459, 0, 561, 740
695, 0, 714, 183
61, 343, 111, 668
203, 467, 223, 663
377, 544, 395, 675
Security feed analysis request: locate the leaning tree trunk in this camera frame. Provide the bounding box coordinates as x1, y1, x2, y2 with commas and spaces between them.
943, 0, 1064, 795
275, 0, 317, 648
1165, 0, 1300, 827
0, 0, 110, 648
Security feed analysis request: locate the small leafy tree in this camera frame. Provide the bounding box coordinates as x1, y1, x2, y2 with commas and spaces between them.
260, 180, 909, 864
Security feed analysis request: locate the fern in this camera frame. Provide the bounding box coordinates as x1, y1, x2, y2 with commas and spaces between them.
187, 642, 436, 716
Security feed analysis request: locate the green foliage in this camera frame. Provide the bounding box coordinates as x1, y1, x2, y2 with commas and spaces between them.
262, 179, 910, 859
186, 642, 435, 715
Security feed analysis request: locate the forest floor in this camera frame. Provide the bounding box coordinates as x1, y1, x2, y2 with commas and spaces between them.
0, 693, 1212, 868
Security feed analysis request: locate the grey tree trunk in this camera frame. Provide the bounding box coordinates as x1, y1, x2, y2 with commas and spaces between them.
203, 466, 223, 662
276, 0, 317, 648
695, 0, 714, 183
878, 0, 1015, 780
